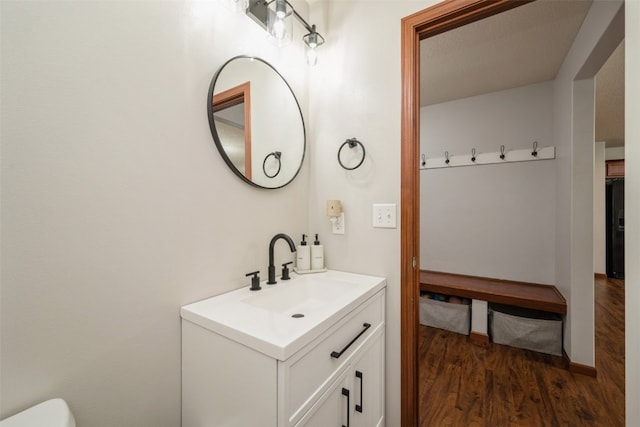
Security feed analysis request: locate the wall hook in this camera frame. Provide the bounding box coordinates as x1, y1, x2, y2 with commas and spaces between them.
500, 145, 505, 160
421, 154, 426, 167
471, 148, 476, 162
445, 151, 450, 165
531, 141, 538, 157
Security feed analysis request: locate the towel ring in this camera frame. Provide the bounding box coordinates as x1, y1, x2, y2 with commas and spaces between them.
338, 138, 366, 170
263, 151, 282, 178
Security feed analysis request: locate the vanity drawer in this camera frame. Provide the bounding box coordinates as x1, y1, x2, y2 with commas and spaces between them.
279, 289, 385, 426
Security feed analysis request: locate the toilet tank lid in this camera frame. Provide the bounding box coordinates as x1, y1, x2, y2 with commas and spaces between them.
0, 399, 75, 427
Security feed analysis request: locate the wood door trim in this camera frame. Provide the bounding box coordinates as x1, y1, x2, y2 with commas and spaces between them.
213, 81, 252, 179
400, 1, 534, 425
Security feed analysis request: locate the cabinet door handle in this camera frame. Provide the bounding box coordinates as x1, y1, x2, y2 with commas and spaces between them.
331, 323, 371, 359
341, 388, 350, 427
355, 370, 363, 413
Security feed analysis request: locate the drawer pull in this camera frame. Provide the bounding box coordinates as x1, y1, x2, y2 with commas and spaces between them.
355, 370, 363, 413
331, 323, 371, 359
342, 388, 350, 427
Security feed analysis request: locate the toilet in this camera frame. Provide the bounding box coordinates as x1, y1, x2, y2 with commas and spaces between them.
0, 399, 75, 427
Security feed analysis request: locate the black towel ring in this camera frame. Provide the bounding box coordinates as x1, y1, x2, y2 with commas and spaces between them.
263, 151, 282, 178
338, 138, 366, 170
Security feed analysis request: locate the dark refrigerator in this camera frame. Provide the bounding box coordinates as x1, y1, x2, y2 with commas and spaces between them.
606, 178, 625, 279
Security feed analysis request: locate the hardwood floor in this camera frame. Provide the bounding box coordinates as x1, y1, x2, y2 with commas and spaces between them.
419, 277, 625, 426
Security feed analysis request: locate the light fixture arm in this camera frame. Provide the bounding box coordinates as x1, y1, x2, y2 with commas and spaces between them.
247, 0, 325, 50
291, 8, 314, 34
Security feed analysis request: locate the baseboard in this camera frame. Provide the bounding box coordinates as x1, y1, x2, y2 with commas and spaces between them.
470, 332, 489, 345
563, 350, 598, 377
594, 273, 608, 279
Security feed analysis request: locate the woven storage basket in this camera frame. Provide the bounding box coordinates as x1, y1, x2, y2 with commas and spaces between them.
419, 297, 470, 335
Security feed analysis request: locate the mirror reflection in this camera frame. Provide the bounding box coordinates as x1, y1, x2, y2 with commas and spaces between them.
213, 82, 251, 178
208, 56, 305, 189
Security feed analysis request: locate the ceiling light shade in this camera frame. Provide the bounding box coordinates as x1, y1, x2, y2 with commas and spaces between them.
267, 0, 293, 46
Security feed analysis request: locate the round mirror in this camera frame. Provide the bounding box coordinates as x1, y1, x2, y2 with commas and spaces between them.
207, 56, 306, 189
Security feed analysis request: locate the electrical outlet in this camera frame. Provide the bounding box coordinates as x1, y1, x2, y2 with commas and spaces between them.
331, 213, 345, 234
373, 203, 397, 228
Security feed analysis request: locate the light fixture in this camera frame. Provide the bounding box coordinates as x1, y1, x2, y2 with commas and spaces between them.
267, 0, 293, 46
247, 0, 325, 65
302, 24, 324, 66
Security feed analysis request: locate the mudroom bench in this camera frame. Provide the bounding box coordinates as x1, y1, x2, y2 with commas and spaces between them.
419, 270, 567, 346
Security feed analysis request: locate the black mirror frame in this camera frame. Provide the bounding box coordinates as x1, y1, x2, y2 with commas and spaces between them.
207, 55, 306, 190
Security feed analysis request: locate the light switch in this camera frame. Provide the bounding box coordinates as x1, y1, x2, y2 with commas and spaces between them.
373, 203, 397, 228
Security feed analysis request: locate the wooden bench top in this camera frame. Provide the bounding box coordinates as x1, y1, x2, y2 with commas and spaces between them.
420, 270, 567, 314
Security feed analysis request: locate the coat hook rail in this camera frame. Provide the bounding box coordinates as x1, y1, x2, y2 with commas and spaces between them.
420, 143, 555, 170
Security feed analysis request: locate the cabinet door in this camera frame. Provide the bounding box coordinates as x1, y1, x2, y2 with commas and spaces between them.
351, 330, 385, 427
296, 369, 350, 427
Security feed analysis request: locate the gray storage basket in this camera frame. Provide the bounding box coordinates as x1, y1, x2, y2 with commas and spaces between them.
419, 297, 470, 335
489, 303, 563, 356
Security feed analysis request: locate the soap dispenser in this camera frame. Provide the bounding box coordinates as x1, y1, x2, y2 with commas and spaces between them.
296, 234, 311, 271
311, 234, 324, 270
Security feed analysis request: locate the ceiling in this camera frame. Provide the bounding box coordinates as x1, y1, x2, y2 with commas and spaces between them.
420, 0, 624, 147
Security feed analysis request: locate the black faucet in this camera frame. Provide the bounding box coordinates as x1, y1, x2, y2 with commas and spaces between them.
267, 233, 296, 284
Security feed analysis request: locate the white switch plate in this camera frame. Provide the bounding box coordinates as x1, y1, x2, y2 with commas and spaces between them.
373, 203, 397, 228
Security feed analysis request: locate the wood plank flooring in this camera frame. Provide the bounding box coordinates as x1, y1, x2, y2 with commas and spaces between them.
419, 277, 625, 426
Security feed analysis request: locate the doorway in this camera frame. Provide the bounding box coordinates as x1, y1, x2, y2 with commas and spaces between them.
400, 1, 625, 424
400, 3, 531, 422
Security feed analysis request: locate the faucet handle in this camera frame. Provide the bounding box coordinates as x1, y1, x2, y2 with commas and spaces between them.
246, 271, 261, 291
281, 262, 293, 280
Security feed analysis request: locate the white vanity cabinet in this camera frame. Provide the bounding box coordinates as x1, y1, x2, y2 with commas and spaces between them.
296, 327, 385, 427
181, 281, 385, 427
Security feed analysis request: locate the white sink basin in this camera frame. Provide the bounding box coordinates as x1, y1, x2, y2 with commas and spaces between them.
241, 277, 352, 315
180, 270, 386, 361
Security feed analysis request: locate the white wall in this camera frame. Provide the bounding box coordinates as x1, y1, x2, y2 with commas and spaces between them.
306, 1, 438, 425
0, 1, 310, 424
594, 141, 606, 275
625, 1, 640, 424
553, 0, 623, 367
420, 82, 556, 284
606, 146, 625, 160
3, 1, 638, 426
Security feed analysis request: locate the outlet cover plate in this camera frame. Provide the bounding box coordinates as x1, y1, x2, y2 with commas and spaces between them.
331, 213, 345, 234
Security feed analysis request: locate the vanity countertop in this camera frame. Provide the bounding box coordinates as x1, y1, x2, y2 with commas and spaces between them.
180, 270, 386, 361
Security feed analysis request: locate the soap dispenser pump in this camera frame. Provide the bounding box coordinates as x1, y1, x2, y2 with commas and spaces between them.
296, 234, 311, 271
311, 233, 324, 270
